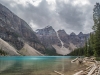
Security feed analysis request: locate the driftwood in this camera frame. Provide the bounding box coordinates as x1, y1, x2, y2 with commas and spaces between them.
71, 57, 79, 63
54, 70, 64, 75
73, 71, 83, 75
87, 64, 97, 75
73, 57, 100, 75
71, 57, 83, 64
97, 67, 100, 75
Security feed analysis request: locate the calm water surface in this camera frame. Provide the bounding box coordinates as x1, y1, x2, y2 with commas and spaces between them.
0, 56, 84, 75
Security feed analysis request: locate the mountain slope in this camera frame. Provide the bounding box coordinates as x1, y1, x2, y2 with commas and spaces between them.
0, 38, 19, 56
19, 43, 44, 56
0, 3, 45, 55
36, 26, 61, 48
36, 26, 89, 55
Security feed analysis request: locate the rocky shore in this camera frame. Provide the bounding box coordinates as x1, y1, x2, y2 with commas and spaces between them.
72, 57, 100, 75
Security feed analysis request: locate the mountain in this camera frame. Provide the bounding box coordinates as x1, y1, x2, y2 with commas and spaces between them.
0, 3, 89, 56
0, 3, 45, 56
36, 26, 89, 55
0, 38, 20, 56
36, 26, 61, 48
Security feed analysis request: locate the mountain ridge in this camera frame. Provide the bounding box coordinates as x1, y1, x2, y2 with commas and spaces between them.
0, 3, 90, 56
36, 26, 90, 55
0, 3, 45, 56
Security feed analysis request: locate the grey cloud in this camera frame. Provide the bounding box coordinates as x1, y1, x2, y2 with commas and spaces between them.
0, 0, 99, 34
0, 0, 54, 27
56, 1, 85, 32
89, 0, 100, 4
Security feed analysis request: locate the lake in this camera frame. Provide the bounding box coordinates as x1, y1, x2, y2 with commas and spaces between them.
0, 56, 85, 75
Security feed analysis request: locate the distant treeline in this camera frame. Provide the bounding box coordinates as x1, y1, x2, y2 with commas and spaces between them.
68, 47, 85, 56
0, 48, 7, 56
45, 48, 62, 56
69, 3, 100, 57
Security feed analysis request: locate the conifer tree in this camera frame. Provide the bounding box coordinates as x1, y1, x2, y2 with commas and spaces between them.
84, 38, 88, 56
93, 3, 100, 56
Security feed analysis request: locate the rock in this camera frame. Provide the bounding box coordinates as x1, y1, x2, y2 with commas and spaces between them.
73, 57, 100, 75
0, 3, 45, 55
0, 38, 20, 56
36, 26, 89, 55
19, 43, 44, 56
36, 26, 61, 49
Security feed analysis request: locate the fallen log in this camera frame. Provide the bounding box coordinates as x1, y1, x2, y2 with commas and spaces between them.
87, 66, 97, 75
97, 67, 100, 75
54, 70, 64, 75
73, 70, 83, 75
86, 65, 93, 71
71, 57, 78, 63
73, 57, 100, 75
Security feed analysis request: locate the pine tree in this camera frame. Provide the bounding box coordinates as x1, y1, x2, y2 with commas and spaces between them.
94, 21, 100, 56
93, 3, 100, 56
89, 33, 94, 55
84, 38, 88, 56
87, 38, 90, 56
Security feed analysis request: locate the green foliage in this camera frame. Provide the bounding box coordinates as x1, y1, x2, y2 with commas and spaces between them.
45, 48, 61, 56
68, 3, 100, 57
84, 38, 88, 56
85, 34, 94, 57
96, 57, 100, 61
68, 47, 85, 56
94, 28, 100, 56
69, 33, 94, 56
89, 34, 95, 56
0, 48, 7, 56
93, 3, 100, 57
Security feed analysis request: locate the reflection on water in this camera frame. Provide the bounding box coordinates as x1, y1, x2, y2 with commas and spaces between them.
0, 56, 84, 75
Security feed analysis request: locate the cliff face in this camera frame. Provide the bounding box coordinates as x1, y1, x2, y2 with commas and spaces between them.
0, 3, 45, 55
36, 26, 89, 55
58, 31, 89, 48
36, 26, 61, 48
57, 30, 69, 48
0, 3, 90, 56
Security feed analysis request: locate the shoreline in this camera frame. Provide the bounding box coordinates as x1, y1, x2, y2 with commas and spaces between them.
72, 57, 100, 75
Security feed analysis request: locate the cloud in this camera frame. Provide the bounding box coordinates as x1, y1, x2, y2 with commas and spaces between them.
0, 0, 99, 34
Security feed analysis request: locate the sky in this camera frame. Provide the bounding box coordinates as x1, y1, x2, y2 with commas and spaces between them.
0, 0, 100, 34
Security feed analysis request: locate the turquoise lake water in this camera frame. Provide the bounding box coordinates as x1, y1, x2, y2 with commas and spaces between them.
0, 56, 84, 75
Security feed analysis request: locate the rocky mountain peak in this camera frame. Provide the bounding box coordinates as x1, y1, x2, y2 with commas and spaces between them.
35, 26, 62, 51
58, 29, 66, 33
70, 32, 76, 36
36, 26, 55, 35
57, 29, 68, 36
36, 26, 90, 55
78, 32, 83, 36
45, 25, 53, 29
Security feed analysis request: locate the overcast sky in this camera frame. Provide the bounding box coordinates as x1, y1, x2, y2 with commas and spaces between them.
0, 0, 99, 34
